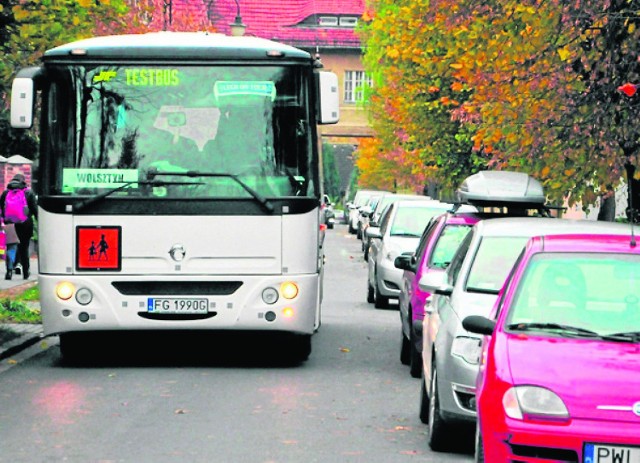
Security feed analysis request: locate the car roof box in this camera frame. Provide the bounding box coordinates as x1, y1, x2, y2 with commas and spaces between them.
456, 171, 545, 207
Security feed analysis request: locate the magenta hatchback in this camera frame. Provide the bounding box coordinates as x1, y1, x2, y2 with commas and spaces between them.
395, 211, 480, 377
464, 234, 640, 462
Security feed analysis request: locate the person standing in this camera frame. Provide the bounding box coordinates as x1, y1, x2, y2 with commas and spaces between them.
0, 174, 37, 279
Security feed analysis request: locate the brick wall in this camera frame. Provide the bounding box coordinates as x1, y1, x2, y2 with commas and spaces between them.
0, 156, 33, 191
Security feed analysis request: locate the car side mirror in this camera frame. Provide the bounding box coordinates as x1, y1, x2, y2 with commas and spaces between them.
462, 315, 496, 336
366, 227, 382, 240
394, 252, 414, 270
418, 271, 452, 295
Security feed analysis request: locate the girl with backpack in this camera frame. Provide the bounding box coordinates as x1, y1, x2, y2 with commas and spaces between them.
0, 174, 38, 280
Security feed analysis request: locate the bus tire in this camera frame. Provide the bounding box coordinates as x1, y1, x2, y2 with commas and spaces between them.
59, 333, 88, 364
290, 334, 312, 362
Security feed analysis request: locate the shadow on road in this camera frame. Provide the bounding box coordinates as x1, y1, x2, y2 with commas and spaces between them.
54, 331, 310, 369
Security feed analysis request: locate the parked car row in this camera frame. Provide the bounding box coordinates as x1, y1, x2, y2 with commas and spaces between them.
353, 170, 640, 460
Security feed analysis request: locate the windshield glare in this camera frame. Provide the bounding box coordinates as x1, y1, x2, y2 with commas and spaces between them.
430, 224, 472, 269
390, 205, 450, 237
507, 253, 640, 336
45, 65, 316, 199
465, 236, 529, 293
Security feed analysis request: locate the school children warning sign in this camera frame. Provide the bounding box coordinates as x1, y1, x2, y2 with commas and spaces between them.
76, 226, 122, 271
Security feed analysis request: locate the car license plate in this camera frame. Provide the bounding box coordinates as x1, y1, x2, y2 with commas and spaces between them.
584, 443, 640, 463
147, 298, 208, 314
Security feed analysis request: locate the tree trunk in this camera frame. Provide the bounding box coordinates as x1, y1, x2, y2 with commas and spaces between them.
597, 194, 616, 221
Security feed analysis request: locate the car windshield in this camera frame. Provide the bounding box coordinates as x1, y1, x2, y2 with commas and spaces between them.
429, 224, 472, 269
506, 252, 640, 339
390, 205, 450, 237
465, 236, 529, 293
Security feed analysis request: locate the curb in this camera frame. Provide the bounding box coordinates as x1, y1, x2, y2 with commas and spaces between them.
0, 327, 44, 361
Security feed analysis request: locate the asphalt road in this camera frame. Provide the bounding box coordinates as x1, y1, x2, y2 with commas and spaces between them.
0, 224, 474, 462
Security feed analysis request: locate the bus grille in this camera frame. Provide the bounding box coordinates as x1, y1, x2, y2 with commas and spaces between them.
112, 281, 243, 296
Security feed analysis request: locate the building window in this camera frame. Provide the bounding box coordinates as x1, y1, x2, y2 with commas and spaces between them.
339, 17, 358, 27
344, 71, 372, 103
318, 16, 338, 26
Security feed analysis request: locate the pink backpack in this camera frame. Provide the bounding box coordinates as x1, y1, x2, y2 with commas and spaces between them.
4, 188, 29, 223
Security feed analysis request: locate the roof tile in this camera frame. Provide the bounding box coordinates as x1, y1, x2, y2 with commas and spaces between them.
173, 0, 364, 48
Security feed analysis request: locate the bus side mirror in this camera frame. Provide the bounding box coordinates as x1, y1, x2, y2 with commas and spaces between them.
11, 67, 42, 129
317, 71, 339, 125
11, 77, 35, 129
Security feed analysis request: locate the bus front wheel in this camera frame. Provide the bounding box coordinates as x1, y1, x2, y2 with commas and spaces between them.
290, 334, 312, 362
59, 333, 89, 364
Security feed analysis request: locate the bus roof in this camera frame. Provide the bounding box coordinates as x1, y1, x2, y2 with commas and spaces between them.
43, 32, 312, 63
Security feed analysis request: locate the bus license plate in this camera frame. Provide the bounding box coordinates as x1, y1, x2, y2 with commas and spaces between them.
584, 443, 640, 463
147, 298, 208, 314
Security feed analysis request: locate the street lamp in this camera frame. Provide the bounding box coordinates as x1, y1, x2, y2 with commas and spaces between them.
229, 0, 246, 37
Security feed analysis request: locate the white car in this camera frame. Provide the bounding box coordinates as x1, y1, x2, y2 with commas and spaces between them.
347, 189, 386, 235
366, 200, 453, 308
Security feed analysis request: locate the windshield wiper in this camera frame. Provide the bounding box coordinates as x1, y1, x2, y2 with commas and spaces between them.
74, 180, 203, 212
391, 232, 421, 237
281, 168, 306, 196
508, 323, 640, 343
147, 169, 274, 213
507, 322, 601, 338
602, 331, 640, 343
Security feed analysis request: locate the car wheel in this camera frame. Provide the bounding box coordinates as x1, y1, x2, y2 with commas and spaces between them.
428, 366, 453, 451
475, 425, 485, 463
400, 333, 410, 365
367, 279, 375, 303
348, 222, 356, 234
373, 279, 389, 309
356, 227, 362, 240
409, 330, 422, 378
363, 241, 369, 261
419, 374, 430, 424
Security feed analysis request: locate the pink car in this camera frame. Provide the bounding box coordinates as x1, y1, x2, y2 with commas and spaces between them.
464, 233, 640, 462
396, 211, 480, 378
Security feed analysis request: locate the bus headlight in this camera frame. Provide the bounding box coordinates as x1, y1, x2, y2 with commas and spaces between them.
55, 282, 75, 301
75, 288, 93, 305
262, 287, 279, 304
280, 281, 299, 299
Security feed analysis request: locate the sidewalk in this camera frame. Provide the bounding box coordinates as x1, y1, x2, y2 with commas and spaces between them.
0, 256, 44, 360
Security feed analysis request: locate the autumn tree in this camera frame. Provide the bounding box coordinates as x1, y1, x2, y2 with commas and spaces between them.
361, 0, 640, 215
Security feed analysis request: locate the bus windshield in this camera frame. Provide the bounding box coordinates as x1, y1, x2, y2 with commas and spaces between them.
44, 64, 316, 199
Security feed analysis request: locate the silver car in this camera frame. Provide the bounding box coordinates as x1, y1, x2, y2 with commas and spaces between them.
362, 192, 429, 261
347, 189, 385, 235
419, 216, 633, 451
366, 200, 453, 308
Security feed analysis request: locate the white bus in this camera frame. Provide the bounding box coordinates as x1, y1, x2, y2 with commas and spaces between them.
10, 32, 339, 362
